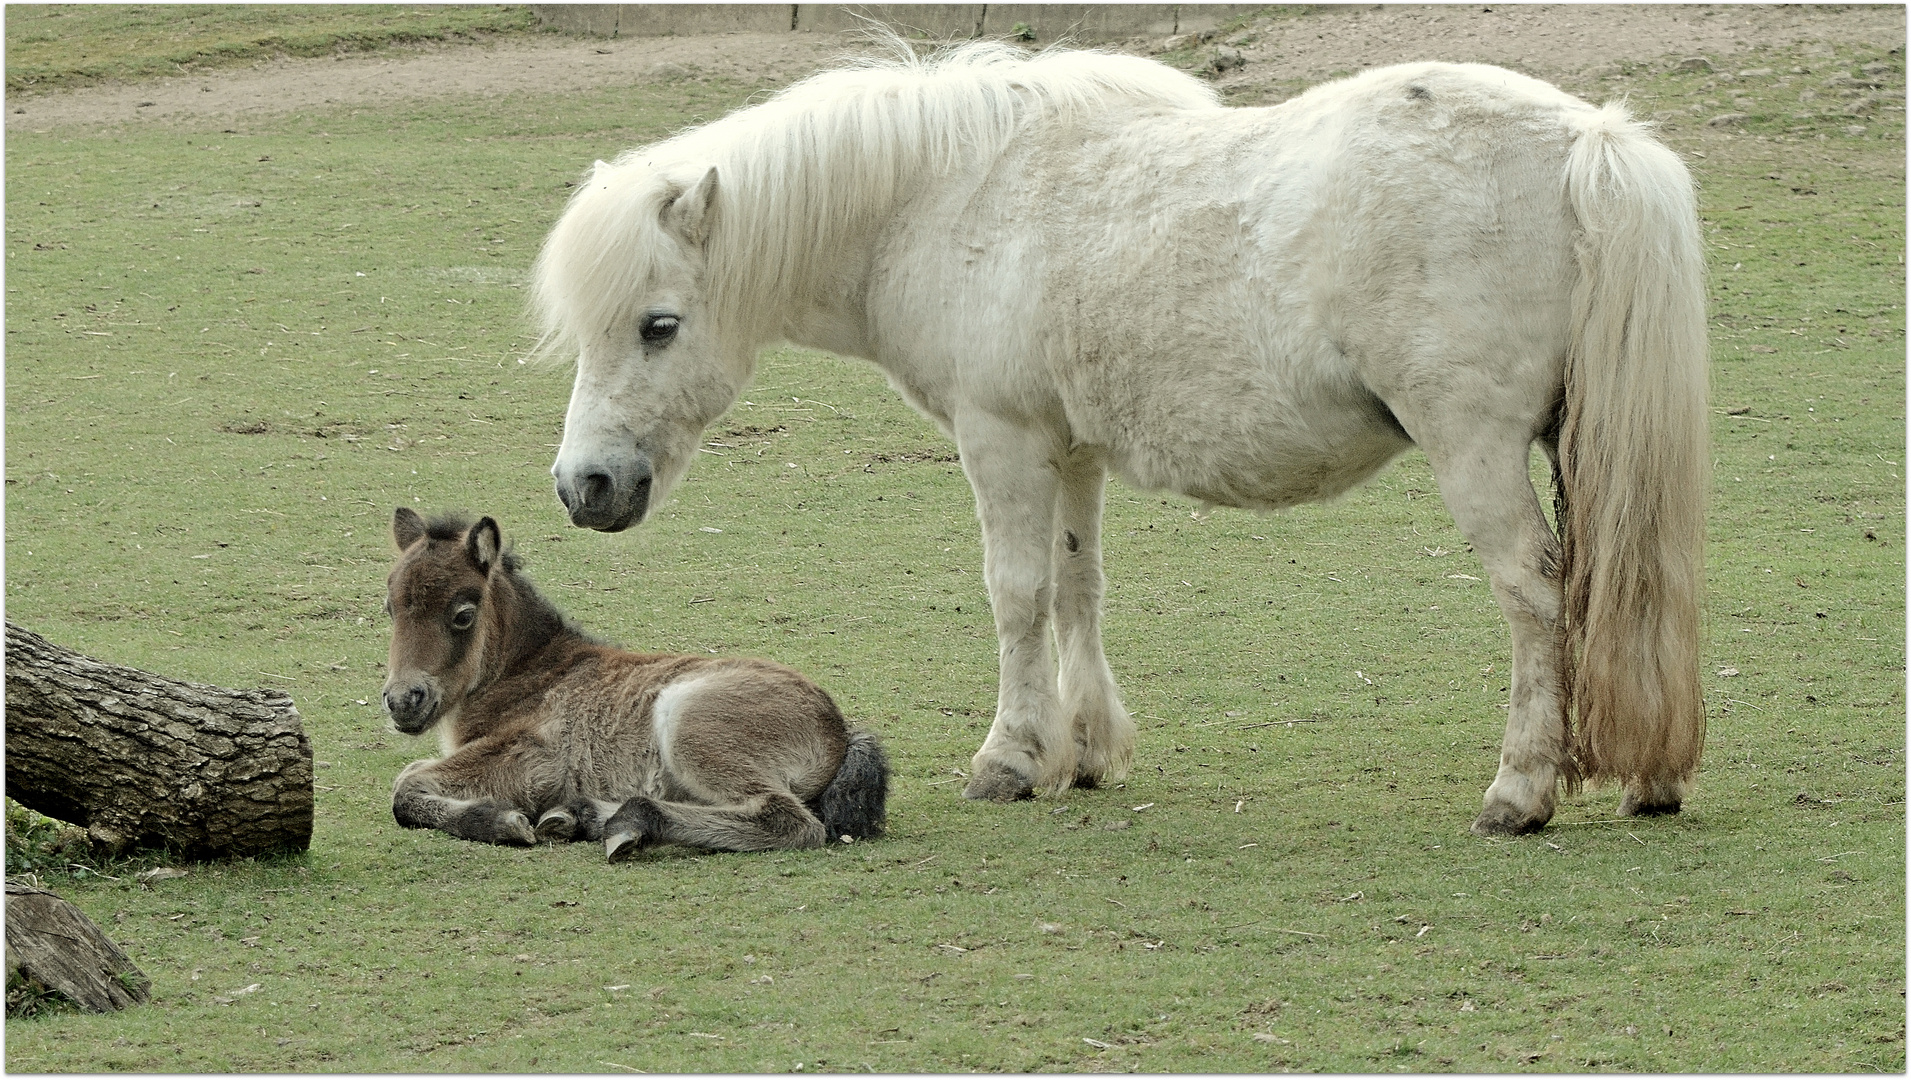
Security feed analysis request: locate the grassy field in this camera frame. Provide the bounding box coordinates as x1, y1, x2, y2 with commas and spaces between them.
4, 4, 540, 92
4, 15, 1904, 1073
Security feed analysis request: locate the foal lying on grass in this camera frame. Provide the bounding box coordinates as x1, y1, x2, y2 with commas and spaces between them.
380, 508, 888, 860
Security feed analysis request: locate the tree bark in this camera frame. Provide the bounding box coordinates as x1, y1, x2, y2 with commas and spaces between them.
4, 622, 314, 859
5, 882, 150, 1013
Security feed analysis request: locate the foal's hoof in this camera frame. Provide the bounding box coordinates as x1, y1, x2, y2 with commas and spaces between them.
962, 761, 1034, 802
1470, 802, 1549, 838
535, 808, 577, 842
605, 830, 643, 863
500, 811, 537, 846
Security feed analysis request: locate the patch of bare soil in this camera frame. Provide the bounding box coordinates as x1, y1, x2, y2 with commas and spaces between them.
6, 4, 1904, 133
1203, 3, 1904, 91
4, 31, 850, 132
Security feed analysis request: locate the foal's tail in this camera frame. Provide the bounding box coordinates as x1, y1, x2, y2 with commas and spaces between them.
816, 730, 890, 841
1557, 106, 1710, 808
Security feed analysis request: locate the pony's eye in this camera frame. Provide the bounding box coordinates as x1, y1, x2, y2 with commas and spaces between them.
449, 605, 478, 631
640, 314, 680, 346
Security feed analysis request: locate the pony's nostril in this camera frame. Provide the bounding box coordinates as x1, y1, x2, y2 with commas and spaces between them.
580, 472, 615, 508
554, 454, 651, 531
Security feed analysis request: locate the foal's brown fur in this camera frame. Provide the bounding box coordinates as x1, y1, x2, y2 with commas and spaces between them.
381, 508, 887, 858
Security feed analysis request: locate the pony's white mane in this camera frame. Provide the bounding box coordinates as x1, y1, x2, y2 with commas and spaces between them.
534, 39, 1220, 357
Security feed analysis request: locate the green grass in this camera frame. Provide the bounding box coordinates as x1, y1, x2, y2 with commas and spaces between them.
4, 801, 91, 877
5, 4, 542, 92
3, 26, 1904, 1074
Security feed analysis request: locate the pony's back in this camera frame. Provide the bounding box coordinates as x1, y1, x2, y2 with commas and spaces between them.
535, 41, 1222, 358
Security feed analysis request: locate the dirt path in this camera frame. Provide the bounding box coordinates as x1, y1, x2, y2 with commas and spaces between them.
1210, 3, 1904, 88
7, 4, 1903, 132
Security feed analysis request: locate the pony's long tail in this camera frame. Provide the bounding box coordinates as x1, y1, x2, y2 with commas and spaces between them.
1557, 105, 1710, 809
816, 730, 890, 841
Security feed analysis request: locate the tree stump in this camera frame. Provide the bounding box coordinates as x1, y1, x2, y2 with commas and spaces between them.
4, 622, 314, 859
5, 881, 150, 1013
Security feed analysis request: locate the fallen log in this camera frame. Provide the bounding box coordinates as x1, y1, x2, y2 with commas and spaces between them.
4, 621, 314, 859
5, 881, 150, 1013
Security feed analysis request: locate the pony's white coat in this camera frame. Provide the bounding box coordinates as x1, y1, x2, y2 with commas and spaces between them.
536, 43, 1708, 833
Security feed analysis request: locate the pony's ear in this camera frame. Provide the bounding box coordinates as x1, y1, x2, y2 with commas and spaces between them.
661, 166, 718, 246
466, 517, 503, 574
393, 507, 426, 550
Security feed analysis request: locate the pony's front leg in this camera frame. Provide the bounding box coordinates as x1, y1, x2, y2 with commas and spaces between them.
955, 413, 1071, 801
1051, 447, 1134, 788
391, 752, 539, 846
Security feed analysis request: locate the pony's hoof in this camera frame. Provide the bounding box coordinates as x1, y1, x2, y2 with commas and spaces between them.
1616, 791, 1682, 817
1070, 771, 1101, 791
535, 808, 577, 842
1617, 774, 1686, 817
605, 830, 642, 863
961, 761, 1034, 802
1470, 802, 1548, 838
502, 811, 537, 846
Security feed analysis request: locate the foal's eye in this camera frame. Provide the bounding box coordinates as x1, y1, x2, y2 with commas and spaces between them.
449, 605, 478, 631
640, 314, 680, 346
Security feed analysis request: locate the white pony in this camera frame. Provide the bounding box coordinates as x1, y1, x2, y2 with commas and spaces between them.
534, 41, 1708, 836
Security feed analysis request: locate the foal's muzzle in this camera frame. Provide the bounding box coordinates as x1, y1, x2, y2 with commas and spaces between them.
382, 680, 441, 735
553, 448, 653, 532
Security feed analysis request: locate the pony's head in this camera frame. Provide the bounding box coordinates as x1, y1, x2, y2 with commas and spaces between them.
533, 40, 1222, 533
537, 159, 746, 532
381, 507, 507, 734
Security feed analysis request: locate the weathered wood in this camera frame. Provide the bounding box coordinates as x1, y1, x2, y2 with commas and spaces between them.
4, 622, 313, 859
4, 882, 150, 1013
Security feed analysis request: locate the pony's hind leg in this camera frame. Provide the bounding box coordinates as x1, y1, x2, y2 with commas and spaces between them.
1051, 447, 1133, 788
954, 412, 1074, 800
1416, 429, 1572, 837
603, 791, 826, 860
1616, 775, 1688, 817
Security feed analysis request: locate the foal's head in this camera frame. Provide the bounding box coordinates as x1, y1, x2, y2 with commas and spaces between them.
381, 507, 508, 735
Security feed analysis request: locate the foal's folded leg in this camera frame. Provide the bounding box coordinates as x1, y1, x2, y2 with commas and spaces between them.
390, 741, 545, 846
535, 798, 618, 842
393, 777, 536, 845
603, 791, 826, 860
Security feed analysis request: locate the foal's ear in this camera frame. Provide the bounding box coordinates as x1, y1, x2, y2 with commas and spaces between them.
661, 166, 719, 247
466, 517, 503, 575
393, 506, 426, 551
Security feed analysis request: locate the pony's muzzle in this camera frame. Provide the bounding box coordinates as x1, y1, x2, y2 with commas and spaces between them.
553, 450, 653, 532
383, 680, 441, 735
